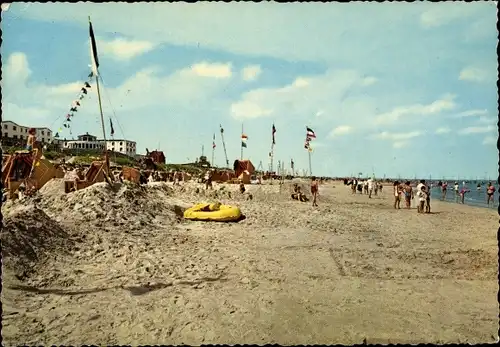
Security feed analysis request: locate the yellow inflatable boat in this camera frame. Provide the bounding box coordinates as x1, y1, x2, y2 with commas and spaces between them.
183, 202, 242, 222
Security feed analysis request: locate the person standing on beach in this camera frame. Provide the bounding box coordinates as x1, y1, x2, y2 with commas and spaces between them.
403, 181, 413, 209
486, 182, 495, 206
311, 176, 319, 207
26, 128, 36, 151
416, 180, 427, 213
393, 181, 401, 209
441, 181, 448, 201
367, 177, 374, 198
453, 182, 460, 202
425, 182, 431, 213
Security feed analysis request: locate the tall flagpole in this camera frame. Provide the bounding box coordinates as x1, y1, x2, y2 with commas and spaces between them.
89, 16, 111, 182
308, 150, 312, 176
219, 125, 229, 168
240, 123, 244, 160
211, 133, 215, 167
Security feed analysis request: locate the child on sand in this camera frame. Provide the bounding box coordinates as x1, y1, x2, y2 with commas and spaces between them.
311, 176, 319, 207
403, 181, 413, 209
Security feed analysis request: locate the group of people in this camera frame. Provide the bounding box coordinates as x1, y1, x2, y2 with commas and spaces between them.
345, 177, 382, 198
438, 181, 498, 206
392, 180, 431, 213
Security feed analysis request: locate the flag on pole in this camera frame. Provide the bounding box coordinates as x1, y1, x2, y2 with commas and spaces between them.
220, 125, 224, 134
272, 124, 276, 145
109, 118, 115, 136
306, 126, 316, 139
89, 18, 100, 77
304, 137, 310, 150
241, 134, 248, 148
212, 133, 216, 149
291, 159, 294, 169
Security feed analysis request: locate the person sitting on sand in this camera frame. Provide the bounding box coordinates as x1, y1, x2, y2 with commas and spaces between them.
239, 183, 246, 194
311, 176, 319, 207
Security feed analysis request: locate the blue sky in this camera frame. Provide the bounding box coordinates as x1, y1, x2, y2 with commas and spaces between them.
1, 2, 498, 178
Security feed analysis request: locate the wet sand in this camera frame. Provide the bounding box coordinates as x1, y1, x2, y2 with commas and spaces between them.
1, 180, 498, 345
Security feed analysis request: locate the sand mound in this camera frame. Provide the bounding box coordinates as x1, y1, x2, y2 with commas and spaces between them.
1, 205, 73, 277
37, 180, 181, 228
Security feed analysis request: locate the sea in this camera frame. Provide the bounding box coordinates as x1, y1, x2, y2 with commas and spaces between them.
429, 181, 499, 209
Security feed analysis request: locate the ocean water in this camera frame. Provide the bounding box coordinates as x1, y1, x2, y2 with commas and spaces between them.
429, 181, 499, 209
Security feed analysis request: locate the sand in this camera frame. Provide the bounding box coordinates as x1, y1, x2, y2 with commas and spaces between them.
1, 179, 498, 345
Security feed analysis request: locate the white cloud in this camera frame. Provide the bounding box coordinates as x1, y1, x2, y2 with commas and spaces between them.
373, 131, 423, 149
375, 94, 457, 125
190, 61, 232, 79
455, 109, 488, 118
375, 131, 423, 141
483, 136, 496, 145
292, 77, 310, 88
392, 141, 408, 149
459, 67, 490, 83
241, 65, 262, 82
97, 37, 157, 61
230, 69, 380, 120
420, 3, 485, 28
435, 127, 451, 134
458, 125, 495, 135
329, 125, 352, 138
230, 101, 273, 119
361, 76, 378, 86
1, 52, 233, 129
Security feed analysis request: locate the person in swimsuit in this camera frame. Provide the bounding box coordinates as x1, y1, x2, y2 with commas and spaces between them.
403, 181, 413, 209
311, 176, 319, 207
425, 182, 431, 213
441, 181, 447, 201
486, 182, 495, 206
459, 186, 470, 204
393, 181, 401, 209
26, 128, 36, 151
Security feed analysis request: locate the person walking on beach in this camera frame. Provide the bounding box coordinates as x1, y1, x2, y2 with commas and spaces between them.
486, 182, 495, 206
393, 181, 402, 209
311, 176, 319, 207
403, 181, 413, 209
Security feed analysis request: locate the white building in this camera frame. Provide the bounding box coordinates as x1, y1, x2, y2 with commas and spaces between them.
106, 139, 137, 157
62, 133, 105, 151
61, 132, 137, 157
1, 120, 53, 143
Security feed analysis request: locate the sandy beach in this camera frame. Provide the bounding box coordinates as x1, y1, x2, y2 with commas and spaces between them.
1, 179, 498, 345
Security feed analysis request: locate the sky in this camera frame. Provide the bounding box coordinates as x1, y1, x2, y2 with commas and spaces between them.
1, 2, 498, 178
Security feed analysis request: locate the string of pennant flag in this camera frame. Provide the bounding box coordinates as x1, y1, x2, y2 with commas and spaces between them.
54, 72, 94, 139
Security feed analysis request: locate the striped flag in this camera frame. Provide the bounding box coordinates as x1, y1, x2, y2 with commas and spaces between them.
272, 124, 276, 145
304, 137, 310, 150
306, 126, 316, 139
212, 133, 216, 149
241, 134, 248, 148
89, 18, 100, 77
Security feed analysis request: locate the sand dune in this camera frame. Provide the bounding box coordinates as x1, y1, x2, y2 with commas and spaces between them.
1, 180, 498, 345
